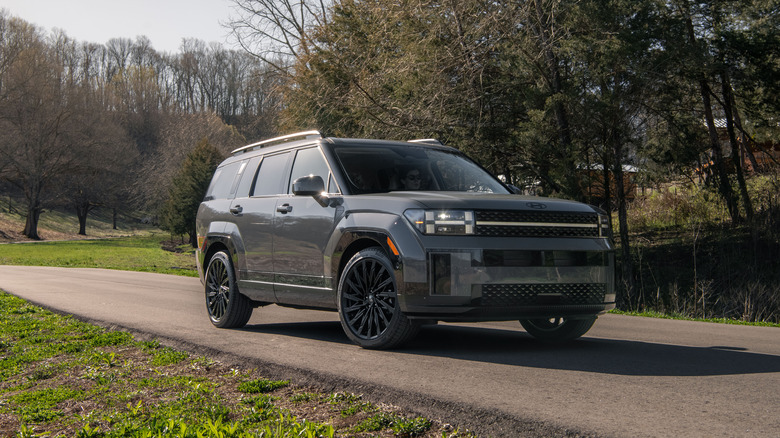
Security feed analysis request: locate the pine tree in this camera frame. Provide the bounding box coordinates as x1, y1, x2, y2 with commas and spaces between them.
160, 138, 223, 246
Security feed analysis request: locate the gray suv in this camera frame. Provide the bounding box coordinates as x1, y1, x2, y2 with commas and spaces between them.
196, 131, 615, 348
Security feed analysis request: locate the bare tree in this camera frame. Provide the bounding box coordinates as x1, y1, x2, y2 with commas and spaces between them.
0, 20, 75, 239
136, 112, 244, 213
228, 0, 331, 74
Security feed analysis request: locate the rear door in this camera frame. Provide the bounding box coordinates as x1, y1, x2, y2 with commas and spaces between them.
231, 151, 292, 302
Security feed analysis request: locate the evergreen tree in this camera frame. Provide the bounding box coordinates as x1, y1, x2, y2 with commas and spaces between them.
160, 138, 223, 246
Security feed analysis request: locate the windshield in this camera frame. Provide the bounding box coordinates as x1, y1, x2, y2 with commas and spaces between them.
332, 143, 509, 195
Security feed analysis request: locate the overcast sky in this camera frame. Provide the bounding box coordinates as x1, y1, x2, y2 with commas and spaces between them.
0, 0, 237, 53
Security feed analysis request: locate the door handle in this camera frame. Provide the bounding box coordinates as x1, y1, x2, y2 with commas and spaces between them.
229, 205, 243, 215
276, 204, 293, 214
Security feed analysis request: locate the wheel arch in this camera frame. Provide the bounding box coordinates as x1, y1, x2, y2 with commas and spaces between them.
202, 236, 239, 278
331, 231, 399, 290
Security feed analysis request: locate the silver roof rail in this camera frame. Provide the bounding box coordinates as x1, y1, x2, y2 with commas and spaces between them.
232, 130, 322, 155
408, 138, 443, 146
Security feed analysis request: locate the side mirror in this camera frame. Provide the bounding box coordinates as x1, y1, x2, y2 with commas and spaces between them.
292, 175, 325, 196
293, 175, 339, 207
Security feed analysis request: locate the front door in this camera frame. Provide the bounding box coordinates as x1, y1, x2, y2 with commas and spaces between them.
272, 146, 340, 308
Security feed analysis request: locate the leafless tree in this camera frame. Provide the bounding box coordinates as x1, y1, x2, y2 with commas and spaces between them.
135, 112, 244, 213
0, 20, 76, 238
227, 0, 331, 74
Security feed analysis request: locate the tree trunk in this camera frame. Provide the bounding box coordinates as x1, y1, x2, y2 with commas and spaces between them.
731, 106, 760, 171
22, 183, 44, 240
113, 207, 118, 230
700, 78, 739, 223
76, 203, 89, 236
613, 135, 634, 310
23, 206, 42, 240
720, 71, 753, 222
683, 14, 739, 223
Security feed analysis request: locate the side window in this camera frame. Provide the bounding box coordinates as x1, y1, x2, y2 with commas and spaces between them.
204, 161, 242, 201
288, 147, 331, 194
234, 156, 261, 198
253, 152, 291, 196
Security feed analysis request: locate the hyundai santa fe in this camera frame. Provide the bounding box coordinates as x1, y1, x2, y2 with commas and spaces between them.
195, 131, 615, 349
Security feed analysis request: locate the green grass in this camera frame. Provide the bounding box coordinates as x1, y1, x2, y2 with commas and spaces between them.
0, 291, 453, 437
609, 309, 780, 328
0, 234, 197, 276
238, 378, 290, 394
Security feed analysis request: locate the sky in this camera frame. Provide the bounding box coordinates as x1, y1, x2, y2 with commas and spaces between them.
0, 0, 237, 53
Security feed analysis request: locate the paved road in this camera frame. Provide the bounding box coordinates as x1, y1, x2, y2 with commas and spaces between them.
1, 266, 778, 437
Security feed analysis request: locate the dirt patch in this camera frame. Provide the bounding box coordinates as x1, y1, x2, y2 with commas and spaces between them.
160, 239, 194, 253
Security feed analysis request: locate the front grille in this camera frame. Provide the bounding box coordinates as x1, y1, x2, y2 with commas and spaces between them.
474, 210, 599, 238
481, 283, 606, 307
476, 225, 598, 237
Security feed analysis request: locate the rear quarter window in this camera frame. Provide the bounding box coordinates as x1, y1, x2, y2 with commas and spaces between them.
204, 161, 242, 201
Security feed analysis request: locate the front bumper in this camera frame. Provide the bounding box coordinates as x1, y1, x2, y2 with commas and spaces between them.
399, 244, 616, 321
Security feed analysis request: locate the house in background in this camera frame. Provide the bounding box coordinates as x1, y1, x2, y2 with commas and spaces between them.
579, 164, 638, 209
700, 119, 780, 176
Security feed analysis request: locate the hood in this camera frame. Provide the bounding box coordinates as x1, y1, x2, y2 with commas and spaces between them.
364, 191, 597, 213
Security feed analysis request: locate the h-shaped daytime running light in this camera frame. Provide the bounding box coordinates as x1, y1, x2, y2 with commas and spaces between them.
404, 209, 475, 235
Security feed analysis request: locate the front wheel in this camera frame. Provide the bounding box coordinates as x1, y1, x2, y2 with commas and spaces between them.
519, 317, 596, 342
205, 251, 252, 328
337, 248, 418, 349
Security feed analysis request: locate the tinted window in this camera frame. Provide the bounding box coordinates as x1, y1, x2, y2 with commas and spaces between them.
253, 153, 291, 196
288, 147, 330, 193
234, 156, 261, 198
204, 161, 242, 201
332, 144, 508, 194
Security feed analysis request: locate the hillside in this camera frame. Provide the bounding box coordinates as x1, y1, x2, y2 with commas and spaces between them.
0, 205, 157, 243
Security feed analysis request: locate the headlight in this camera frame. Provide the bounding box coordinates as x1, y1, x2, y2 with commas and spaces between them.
598, 213, 613, 239
404, 209, 475, 235
589, 205, 613, 239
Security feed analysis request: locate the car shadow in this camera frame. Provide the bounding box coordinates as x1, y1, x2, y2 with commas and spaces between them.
239, 320, 780, 377
240, 321, 352, 345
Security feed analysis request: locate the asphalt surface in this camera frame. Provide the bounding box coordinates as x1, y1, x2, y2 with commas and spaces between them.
1, 266, 778, 437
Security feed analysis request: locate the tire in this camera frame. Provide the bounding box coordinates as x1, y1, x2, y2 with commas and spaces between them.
519, 317, 596, 342
205, 251, 253, 328
337, 248, 419, 349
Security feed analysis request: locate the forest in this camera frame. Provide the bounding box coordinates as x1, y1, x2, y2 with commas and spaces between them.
1, 0, 778, 322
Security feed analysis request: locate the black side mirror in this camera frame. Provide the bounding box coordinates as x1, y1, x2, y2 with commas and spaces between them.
292, 175, 325, 196
293, 175, 339, 207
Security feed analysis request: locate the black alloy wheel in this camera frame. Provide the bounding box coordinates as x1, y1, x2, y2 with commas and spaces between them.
338, 248, 418, 349
205, 251, 252, 328
519, 316, 596, 342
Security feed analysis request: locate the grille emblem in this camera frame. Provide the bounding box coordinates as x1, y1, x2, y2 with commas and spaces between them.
526, 202, 547, 209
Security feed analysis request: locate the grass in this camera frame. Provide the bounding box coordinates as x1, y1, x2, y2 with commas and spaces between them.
609, 309, 780, 328
0, 204, 197, 276
0, 235, 197, 277
0, 292, 466, 437
0, 203, 155, 242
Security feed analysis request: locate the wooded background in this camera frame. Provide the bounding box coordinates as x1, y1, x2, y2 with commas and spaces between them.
1, 0, 778, 319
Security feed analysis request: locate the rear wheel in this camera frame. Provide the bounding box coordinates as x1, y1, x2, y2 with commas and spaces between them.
519, 317, 596, 342
338, 248, 418, 349
205, 251, 252, 328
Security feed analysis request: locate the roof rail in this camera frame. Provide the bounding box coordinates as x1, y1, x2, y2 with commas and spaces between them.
408, 138, 443, 146
232, 130, 322, 155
